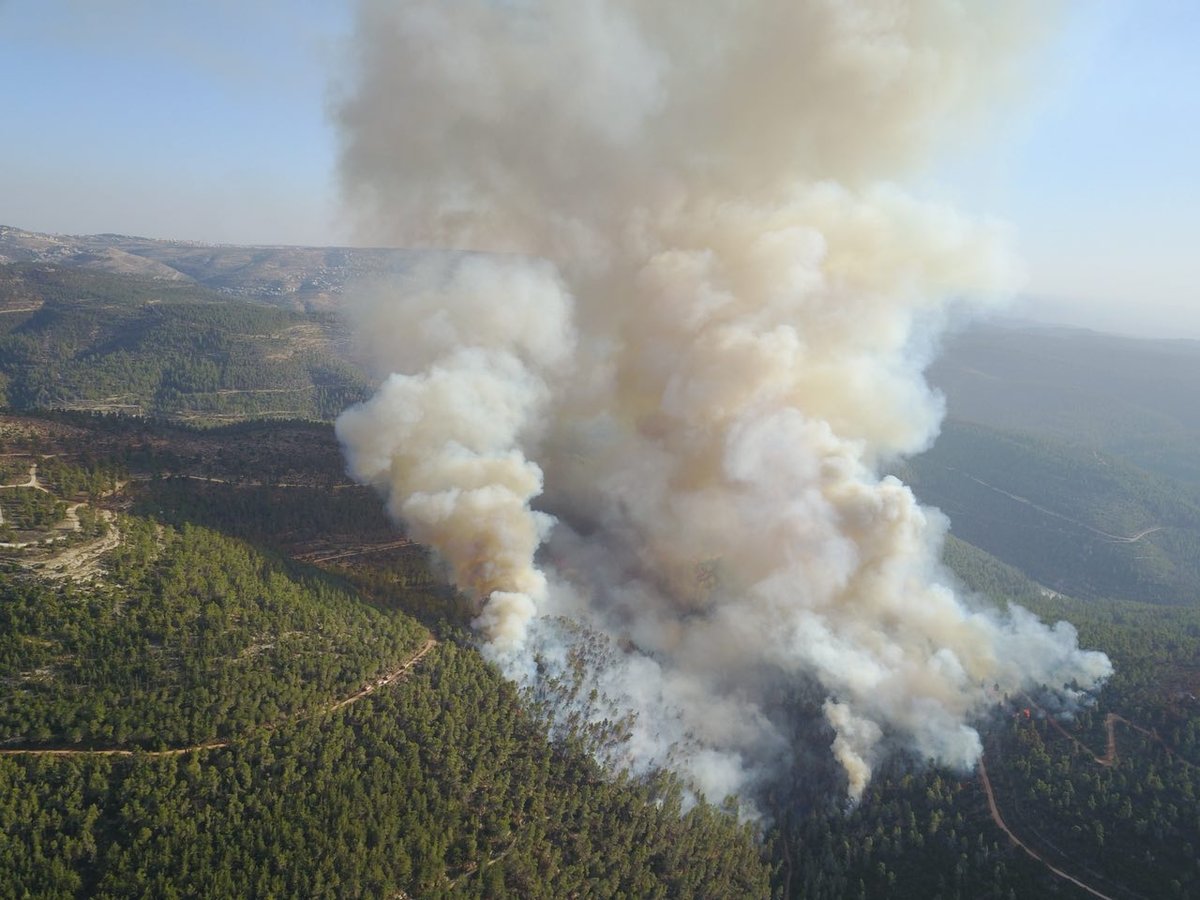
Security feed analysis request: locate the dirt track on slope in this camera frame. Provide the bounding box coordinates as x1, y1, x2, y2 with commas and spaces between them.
294, 539, 417, 564
327, 637, 438, 711
0, 638, 438, 759
981, 703, 1196, 899
1031, 699, 1195, 771
978, 754, 1116, 900
949, 468, 1160, 544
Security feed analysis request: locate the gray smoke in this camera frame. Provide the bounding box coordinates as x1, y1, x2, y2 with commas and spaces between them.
334, 0, 1110, 803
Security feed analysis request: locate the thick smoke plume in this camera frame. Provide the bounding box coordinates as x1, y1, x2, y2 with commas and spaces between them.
334, 0, 1110, 803
336, 255, 573, 650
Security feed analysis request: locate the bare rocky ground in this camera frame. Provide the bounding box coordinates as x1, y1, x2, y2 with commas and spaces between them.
0, 458, 121, 580
0, 412, 410, 580
30, 510, 120, 581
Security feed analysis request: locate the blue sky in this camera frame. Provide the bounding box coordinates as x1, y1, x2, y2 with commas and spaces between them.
935, 1, 1200, 339
1, 1, 1196, 338
0, 0, 353, 246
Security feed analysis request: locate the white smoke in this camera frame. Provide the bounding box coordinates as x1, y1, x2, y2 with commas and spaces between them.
336, 255, 574, 650
334, 0, 1110, 803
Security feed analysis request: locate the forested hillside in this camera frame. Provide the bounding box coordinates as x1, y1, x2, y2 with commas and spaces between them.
897, 421, 1200, 605
930, 323, 1200, 485
1, 411, 1196, 898
770, 536, 1200, 899
0, 265, 367, 422
0, 258, 1198, 896
0, 520, 428, 748
0, 414, 771, 898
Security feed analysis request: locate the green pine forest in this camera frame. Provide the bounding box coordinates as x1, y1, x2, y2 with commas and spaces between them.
0, 415, 771, 898
0, 264, 368, 422
0, 265, 1198, 898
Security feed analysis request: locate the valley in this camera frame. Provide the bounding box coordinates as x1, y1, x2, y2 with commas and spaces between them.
0, 237, 1197, 898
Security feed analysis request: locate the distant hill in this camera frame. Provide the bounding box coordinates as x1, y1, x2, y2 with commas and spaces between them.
915, 321, 1200, 605
930, 322, 1200, 485
0, 224, 422, 314
0, 263, 368, 422
897, 420, 1200, 605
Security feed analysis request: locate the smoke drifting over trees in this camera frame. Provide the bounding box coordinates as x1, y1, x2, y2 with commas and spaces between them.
334, 0, 1111, 803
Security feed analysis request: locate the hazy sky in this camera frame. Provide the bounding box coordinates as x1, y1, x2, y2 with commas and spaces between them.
0, 0, 353, 247
0, 1, 1196, 339
937, 1, 1200, 340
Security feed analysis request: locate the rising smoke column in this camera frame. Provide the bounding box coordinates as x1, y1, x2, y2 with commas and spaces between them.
334, 0, 1111, 802
336, 255, 574, 650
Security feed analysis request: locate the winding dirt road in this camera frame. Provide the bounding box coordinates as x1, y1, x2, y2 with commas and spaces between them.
295, 539, 417, 565
0, 463, 48, 493
328, 637, 438, 712
0, 638, 437, 759
1108, 527, 1164, 544
948, 467, 1161, 544
978, 754, 1116, 900
1030, 698, 1195, 771
982, 704, 1195, 898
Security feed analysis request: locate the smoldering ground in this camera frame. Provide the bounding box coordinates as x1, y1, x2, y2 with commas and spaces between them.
333, 0, 1112, 806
